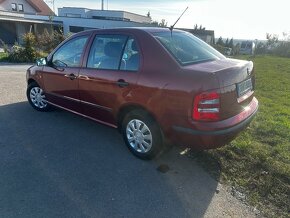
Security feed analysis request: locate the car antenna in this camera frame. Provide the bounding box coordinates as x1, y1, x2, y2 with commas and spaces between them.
169, 6, 189, 34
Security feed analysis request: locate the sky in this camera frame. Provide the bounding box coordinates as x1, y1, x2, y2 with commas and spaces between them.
45, 0, 290, 40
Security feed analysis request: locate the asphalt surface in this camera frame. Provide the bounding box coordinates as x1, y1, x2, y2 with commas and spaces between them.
0, 64, 256, 218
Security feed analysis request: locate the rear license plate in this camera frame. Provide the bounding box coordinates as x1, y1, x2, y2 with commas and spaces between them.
237, 78, 253, 97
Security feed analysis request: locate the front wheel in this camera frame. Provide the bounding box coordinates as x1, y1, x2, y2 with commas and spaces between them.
27, 82, 51, 112
122, 110, 164, 159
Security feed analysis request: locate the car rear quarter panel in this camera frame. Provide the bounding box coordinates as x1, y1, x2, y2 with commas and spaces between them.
129, 31, 220, 136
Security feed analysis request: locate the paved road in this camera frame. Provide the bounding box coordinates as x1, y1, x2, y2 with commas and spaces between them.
0, 64, 256, 218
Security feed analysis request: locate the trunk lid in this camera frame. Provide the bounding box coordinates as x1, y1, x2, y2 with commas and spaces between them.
185, 58, 255, 120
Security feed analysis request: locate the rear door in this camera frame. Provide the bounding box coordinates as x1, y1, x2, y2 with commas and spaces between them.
42, 35, 90, 113
78, 34, 140, 126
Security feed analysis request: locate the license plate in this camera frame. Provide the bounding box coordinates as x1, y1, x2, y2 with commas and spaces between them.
237, 78, 253, 97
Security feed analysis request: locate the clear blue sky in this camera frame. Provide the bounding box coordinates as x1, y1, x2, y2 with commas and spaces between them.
46, 0, 290, 40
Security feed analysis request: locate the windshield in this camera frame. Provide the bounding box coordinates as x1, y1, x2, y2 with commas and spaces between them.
153, 31, 225, 65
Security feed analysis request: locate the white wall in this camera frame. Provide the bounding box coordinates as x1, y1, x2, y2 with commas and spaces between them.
87, 10, 124, 19
53, 16, 151, 35
124, 12, 151, 23
58, 7, 151, 23
58, 8, 87, 18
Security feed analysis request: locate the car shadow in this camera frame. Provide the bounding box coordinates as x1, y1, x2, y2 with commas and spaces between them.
0, 102, 220, 218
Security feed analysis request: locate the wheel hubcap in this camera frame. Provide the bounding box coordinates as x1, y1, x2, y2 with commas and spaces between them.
30, 87, 47, 109
126, 119, 153, 153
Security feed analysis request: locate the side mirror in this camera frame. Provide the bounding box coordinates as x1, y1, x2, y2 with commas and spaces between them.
36, 57, 47, 66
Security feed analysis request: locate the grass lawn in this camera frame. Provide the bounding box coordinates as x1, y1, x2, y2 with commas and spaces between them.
0, 52, 8, 62
190, 55, 290, 217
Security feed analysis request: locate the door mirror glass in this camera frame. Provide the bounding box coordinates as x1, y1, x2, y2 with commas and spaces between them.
36, 57, 47, 66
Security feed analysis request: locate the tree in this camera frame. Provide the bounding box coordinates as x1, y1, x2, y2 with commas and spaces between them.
225, 38, 229, 47
151, 19, 167, 27
159, 19, 167, 27
216, 37, 224, 46
282, 32, 290, 41
266, 33, 278, 47
193, 24, 206, 30
228, 38, 234, 48
199, 24, 205, 30
255, 42, 266, 54
146, 11, 151, 19
232, 43, 240, 55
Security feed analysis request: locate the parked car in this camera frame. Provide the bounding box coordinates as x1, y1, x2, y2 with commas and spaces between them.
26, 28, 258, 159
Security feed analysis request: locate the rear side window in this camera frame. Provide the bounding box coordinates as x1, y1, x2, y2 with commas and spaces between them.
52, 35, 89, 67
87, 35, 140, 71
87, 35, 127, 70
153, 31, 225, 65
120, 37, 140, 71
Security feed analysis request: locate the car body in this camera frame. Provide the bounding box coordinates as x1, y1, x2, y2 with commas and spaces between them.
26, 28, 258, 159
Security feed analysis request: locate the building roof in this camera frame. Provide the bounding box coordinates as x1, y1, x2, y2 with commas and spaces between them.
27, 0, 54, 15
0, 0, 54, 15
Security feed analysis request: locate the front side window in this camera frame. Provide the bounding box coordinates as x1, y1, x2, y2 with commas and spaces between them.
11, 3, 17, 11
154, 31, 225, 65
52, 35, 89, 67
87, 35, 127, 70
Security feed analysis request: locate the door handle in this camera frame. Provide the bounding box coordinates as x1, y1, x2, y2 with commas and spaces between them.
116, 79, 129, 88
78, 75, 90, 80
64, 73, 77, 80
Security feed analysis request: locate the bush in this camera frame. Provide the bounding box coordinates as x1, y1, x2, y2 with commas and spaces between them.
213, 44, 225, 54
272, 42, 290, 58
0, 52, 9, 62
255, 42, 267, 55
8, 44, 28, 62
4, 28, 67, 62
263, 32, 290, 58
0, 38, 9, 53
23, 32, 37, 61
37, 28, 67, 53
8, 33, 37, 62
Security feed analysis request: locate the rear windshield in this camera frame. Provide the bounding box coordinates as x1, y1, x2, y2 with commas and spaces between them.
153, 31, 225, 65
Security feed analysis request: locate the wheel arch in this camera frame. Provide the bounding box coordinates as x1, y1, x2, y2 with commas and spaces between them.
117, 103, 168, 159
27, 78, 38, 85
117, 103, 160, 132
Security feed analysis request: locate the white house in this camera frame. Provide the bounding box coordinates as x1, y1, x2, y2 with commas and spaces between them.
56, 7, 152, 35
0, 0, 60, 44
0, 0, 153, 45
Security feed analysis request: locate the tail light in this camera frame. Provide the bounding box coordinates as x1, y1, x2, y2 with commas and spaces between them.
193, 92, 220, 121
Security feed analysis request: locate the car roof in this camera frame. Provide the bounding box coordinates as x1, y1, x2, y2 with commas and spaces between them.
74, 27, 184, 36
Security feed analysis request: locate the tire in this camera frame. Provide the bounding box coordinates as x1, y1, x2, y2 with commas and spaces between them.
26, 82, 51, 112
122, 110, 164, 160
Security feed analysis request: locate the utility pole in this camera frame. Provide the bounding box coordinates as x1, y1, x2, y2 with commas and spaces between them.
101, 0, 104, 10
44, 0, 55, 13
52, 0, 55, 13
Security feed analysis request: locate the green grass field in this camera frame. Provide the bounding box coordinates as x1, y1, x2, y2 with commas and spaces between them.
190, 55, 290, 217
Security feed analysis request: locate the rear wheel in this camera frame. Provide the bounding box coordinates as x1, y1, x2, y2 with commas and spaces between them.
122, 110, 164, 159
27, 82, 51, 112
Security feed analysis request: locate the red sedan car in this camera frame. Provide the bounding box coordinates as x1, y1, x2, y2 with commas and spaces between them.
26, 28, 258, 159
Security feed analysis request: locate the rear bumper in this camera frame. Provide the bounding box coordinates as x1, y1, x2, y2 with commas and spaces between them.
171, 97, 258, 149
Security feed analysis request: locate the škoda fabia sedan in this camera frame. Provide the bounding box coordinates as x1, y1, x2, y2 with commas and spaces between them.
26, 28, 258, 159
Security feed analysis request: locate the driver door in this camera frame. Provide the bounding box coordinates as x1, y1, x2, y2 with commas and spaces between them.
42, 35, 90, 113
